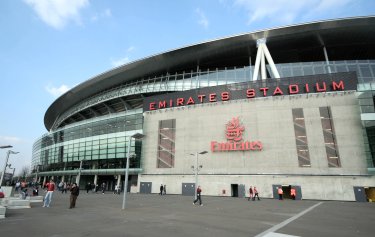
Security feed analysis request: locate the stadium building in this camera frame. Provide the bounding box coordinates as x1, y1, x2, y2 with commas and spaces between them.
33, 16, 375, 201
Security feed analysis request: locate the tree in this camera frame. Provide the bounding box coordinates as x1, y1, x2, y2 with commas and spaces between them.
19, 166, 30, 179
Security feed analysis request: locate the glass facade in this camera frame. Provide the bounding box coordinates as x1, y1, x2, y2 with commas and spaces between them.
32, 110, 143, 173
292, 108, 311, 167
157, 119, 176, 168
319, 107, 341, 168
357, 84, 375, 168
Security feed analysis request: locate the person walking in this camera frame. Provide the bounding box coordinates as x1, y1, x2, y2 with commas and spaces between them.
247, 186, 254, 201
43, 179, 55, 207
101, 182, 106, 194
86, 182, 91, 194
163, 185, 166, 195
278, 186, 283, 200
193, 186, 203, 206
69, 183, 80, 209
62, 182, 67, 194
252, 187, 260, 201
159, 184, 164, 195
290, 186, 296, 200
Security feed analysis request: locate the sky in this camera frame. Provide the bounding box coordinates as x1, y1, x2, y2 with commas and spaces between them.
0, 0, 374, 176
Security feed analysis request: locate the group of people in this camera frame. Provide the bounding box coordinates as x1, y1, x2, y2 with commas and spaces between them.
277, 186, 296, 200
159, 184, 166, 195
42, 179, 80, 209
15, 180, 39, 199
84, 182, 108, 194
247, 186, 260, 201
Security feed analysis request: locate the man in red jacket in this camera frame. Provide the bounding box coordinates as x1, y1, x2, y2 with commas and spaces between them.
193, 186, 203, 206
43, 179, 55, 207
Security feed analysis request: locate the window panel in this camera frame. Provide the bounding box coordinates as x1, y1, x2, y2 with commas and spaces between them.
157, 119, 176, 168
319, 107, 341, 167
292, 108, 311, 167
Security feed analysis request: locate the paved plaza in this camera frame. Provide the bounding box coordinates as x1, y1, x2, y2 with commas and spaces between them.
1, 191, 375, 237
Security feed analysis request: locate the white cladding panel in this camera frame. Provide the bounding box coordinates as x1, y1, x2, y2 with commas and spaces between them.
140, 93, 372, 200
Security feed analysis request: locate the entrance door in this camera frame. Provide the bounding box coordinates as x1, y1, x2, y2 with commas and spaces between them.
140, 182, 152, 194
182, 183, 195, 196
238, 184, 246, 198
354, 186, 367, 202
294, 185, 302, 200
231, 184, 239, 197
282, 185, 292, 199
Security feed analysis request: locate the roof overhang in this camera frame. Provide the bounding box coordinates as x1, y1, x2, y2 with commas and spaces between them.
44, 16, 375, 131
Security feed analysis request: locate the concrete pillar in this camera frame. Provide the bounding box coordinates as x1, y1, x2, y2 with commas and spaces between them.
61, 176, 65, 182
43, 176, 47, 186
117, 175, 121, 187
94, 174, 98, 185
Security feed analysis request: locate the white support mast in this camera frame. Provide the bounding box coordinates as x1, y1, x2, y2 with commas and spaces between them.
252, 38, 280, 81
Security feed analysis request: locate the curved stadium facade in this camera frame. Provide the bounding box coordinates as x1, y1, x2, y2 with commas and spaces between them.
33, 16, 375, 201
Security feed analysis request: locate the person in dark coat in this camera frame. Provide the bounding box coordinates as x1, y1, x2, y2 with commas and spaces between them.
159, 184, 164, 195
86, 183, 91, 193
193, 186, 203, 206
69, 183, 80, 209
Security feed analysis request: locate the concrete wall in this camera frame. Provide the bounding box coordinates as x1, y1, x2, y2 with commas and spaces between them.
139, 92, 374, 200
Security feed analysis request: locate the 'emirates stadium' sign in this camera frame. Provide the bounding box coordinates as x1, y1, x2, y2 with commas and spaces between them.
143, 72, 357, 112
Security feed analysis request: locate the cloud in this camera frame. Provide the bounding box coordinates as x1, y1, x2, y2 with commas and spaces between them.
233, 0, 354, 25
24, 0, 89, 29
195, 8, 209, 29
103, 8, 112, 17
0, 136, 22, 144
111, 57, 130, 67
127, 46, 135, 52
110, 46, 135, 67
91, 8, 112, 22
45, 84, 71, 97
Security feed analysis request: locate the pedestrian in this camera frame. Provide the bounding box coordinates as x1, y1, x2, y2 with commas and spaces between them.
163, 185, 166, 195
69, 183, 80, 209
114, 184, 120, 194
86, 182, 91, 193
62, 182, 67, 194
278, 186, 283, 200
159, 184, 164, 195
253, 187, 260, 201
15, 181, 20, 192
58, 181, 63, 191
43, 179, 55, 207
290, 186, 296, 200
247, 186, 253, 201
193, 186, 203, 206
101, 182, 106, 194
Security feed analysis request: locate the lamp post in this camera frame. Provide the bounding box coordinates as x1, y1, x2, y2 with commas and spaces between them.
0, 150, 19, 186
122, 133, 145, 210
191, 151, 208, 200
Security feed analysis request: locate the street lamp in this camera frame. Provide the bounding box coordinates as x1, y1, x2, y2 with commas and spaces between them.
191, 151, 208, 200
0, 145, 12, 149
122, 133, 145, 210
0, 150, 19, 186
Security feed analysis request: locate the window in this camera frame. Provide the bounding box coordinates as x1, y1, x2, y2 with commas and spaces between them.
157, 119, 176, 168
292, 108, 311, 167
319, 107, 341, 167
